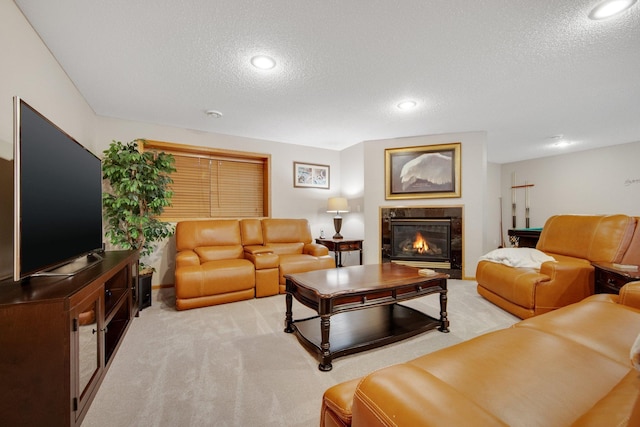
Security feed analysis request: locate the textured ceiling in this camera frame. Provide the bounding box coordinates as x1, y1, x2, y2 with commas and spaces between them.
14, 0, 640, 163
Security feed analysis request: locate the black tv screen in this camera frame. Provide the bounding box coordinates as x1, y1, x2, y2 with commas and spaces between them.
14, 97, 103, 281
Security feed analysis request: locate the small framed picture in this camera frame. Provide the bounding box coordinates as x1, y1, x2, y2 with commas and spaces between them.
293, 162, 330, 189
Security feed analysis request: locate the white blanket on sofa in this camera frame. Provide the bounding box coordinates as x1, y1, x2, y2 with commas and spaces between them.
479, 247, 556, 269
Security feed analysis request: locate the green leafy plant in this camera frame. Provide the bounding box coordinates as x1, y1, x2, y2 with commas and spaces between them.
102, 139, 176, 273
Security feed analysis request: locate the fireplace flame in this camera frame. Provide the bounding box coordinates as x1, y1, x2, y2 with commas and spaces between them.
412, 232, 429, 254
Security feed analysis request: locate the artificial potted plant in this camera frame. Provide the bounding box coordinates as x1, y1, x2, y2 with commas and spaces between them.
101, 139, 175, 306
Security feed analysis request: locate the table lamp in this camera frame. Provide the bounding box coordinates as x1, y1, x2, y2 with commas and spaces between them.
327, 197, 349, 239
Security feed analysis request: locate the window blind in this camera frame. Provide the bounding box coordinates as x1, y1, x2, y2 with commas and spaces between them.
141, 140, 269, 220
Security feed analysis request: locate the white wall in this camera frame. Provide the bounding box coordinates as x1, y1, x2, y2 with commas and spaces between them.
500, 140, 640, 237
361, 132, 490, 279
334, 143, 366, 267
0, 1, 96, 157
486, 162, 504, 248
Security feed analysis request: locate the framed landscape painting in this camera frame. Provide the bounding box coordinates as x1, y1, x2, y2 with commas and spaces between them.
385, 142, 461, 199
293, 161, 330, 189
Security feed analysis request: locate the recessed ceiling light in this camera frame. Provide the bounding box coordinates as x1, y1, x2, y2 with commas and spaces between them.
588, 0, 637, 20
250, 55, 276, 70
205, 110, 223, 118
397, 100, 417, 110
550, 135, 572, 148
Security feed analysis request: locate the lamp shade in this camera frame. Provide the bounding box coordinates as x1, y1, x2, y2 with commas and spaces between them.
327, 197, 349, 213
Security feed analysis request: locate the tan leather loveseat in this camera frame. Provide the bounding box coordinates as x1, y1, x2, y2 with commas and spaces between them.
320, 281, 640, 426
476, 214, 638, 318
175, 218, 335, 310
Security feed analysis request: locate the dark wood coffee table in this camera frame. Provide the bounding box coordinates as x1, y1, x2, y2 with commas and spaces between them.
284, 263, 449, 371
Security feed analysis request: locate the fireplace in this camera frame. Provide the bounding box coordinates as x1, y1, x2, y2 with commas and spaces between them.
390, 219, 451, 265
381, 206, 462, 279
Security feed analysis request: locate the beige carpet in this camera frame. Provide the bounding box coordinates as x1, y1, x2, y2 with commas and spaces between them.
82, 279, 518, 427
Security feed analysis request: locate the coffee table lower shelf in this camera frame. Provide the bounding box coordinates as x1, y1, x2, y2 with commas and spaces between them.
288, 304, 444, 370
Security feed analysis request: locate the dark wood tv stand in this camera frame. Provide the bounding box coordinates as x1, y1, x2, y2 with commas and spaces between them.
0, 250, 139, 427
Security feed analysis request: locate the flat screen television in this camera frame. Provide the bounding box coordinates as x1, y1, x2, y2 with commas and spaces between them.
13, 97, 103, 281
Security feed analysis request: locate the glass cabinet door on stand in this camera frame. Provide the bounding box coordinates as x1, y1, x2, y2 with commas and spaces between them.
71, 286, 104, 421
131, 261, 139, 317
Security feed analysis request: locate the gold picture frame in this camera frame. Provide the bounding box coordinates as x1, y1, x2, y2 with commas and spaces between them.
293, 161, 330, 189
385, 142, 461, 199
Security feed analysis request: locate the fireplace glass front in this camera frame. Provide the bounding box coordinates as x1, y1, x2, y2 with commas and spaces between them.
390, 218, 451, 264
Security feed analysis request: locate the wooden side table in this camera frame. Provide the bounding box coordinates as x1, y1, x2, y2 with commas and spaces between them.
592, 262, 640, 294
315, 238, 363, 267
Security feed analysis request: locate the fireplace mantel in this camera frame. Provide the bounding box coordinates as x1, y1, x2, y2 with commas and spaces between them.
380, 206, 463, 279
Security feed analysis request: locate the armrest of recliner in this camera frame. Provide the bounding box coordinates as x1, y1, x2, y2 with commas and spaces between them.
618, 281, 640, 310
321, 377, 360, 427
539, 257, 592, 273
351, 364, 507, 426
243, 245, 273, 255
176, 250, 200, 269
534, 258, 594, 312
243, 245, 279, 269
303, 243, 329, 257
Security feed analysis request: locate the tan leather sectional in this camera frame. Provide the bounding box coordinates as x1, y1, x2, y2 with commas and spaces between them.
321, 281, 640, 426
174, 218, 335, 310
477, 214, 640, 318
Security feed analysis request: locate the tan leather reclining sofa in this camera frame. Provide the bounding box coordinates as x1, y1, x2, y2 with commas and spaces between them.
175, 218, 335, 310
321, 281, 640, 426
477, 214, 640, 318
